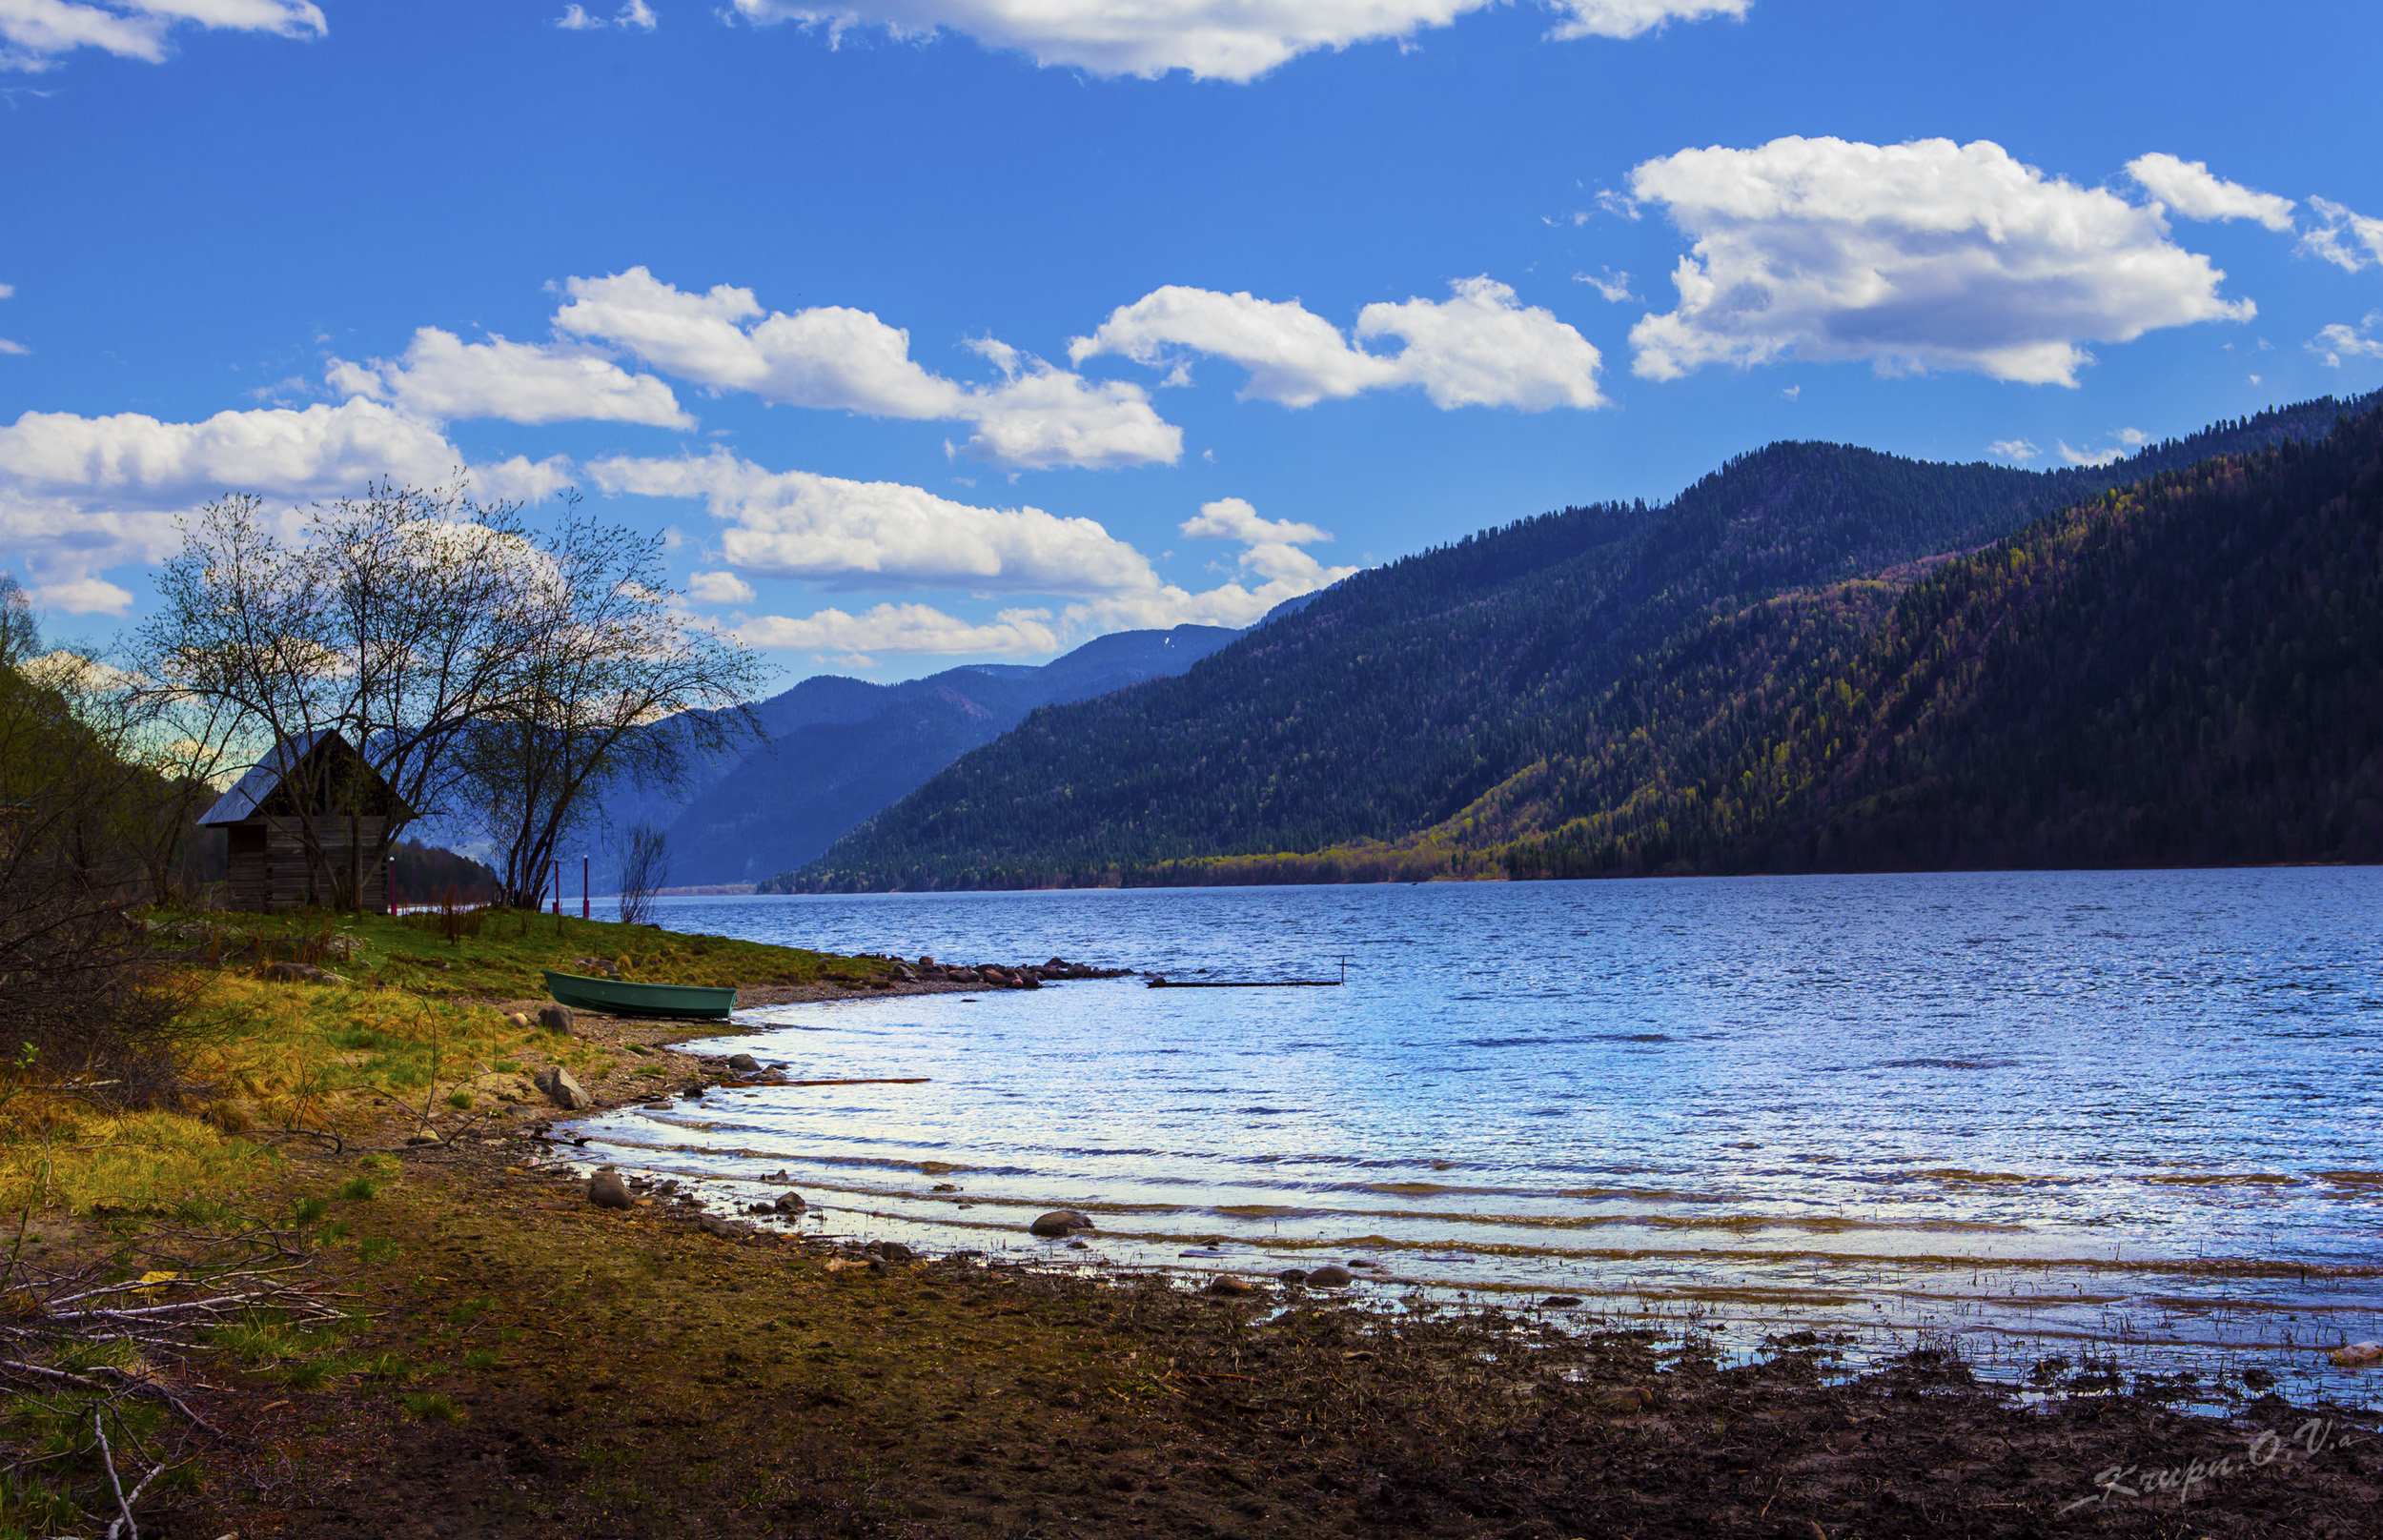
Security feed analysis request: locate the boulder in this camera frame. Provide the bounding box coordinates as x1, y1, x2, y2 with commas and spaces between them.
697, 1213, 741, 1238
773, 1192, 806, 1214
1277, 1268, 1309, 1286
588, 1169, 633, 1209
726, 1053, 761, 1072
1029, 1209, 1094, 1238
917, 955, 935, 967
405, 1125, 440, 1146
2332, 1341, 2383, 1368
537, 1003, 574, 1035
533, 1066, 592, 1110
1206, 1276, 1259, 1297
878, 1241, 914, 1263
1305, 1265, 1354, 1287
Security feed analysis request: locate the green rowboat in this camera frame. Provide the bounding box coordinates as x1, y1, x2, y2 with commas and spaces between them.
542, 970, 737, 1020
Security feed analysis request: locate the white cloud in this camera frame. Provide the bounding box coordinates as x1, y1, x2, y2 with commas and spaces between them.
2124, 153, 2295, 232
2302, 197, 2383, 274
2311, 312, 2383, 368
0, 280, 18, 354
1574, 268, 1634, 303
327, 327, 694, 429
687, 569, 757, 604
2056, 440, 2124, 469
1626, 136, 2254, 387
588, 449, 1161, 594
725, 0, 1743, 82
1070, 277, 1604, 411
597, 455, 1355, 653
28, 575, 133, 615
0, 397, 569, 615
555, 267, 1177, 469
1987, 437, 2039, 462
737, 602, 1060, 659
556, 1, 656, 28
2, 0, 324, 72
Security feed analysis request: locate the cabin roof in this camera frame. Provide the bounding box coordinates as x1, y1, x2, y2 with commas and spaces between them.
197, 730, 414, 826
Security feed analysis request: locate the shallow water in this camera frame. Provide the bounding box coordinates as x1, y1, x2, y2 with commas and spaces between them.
572, 871, 2383, 1405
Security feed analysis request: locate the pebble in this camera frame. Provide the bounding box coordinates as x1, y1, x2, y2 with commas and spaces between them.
588, 1169, 634, 1210
1029, 1209, 1094, 1238
2332, 1341, 2383, 1368
1305, 1265, 1355, 1287
697, 1214, 741, 1238
642, 1102, 672, 1111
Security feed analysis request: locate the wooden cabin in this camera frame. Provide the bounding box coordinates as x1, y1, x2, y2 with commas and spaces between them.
197, 732, 415, 913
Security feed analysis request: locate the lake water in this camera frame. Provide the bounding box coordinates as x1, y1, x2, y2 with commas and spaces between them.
571, 870, 2383, 1405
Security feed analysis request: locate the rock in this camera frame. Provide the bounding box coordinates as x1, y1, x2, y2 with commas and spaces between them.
1346, 1258, 1379, 1269
697, 1214, 741, 1238
2332, 1340, 2383, 1368
930, 1182, 958, 1192
1541, 1295, 1584, 1307
405, 1126, 440, 1145
588, 1169, 633, 1209
505, 1012, 531, 1029
917, 955, 934, 967
533, 1066, 592, 1110
1029, 1209, 1094, 1238
1067, 1239, 1090, 1250
1047, 956, 1067, 968
641, 1102, 672, 1111
1305, 1265, 1354, 1287
1277, 1268, 1309, 1285
263, 961, 328, 983
773, 1192, 805, 1214
1206, 1276, 1259, 1297
877, 1241, 914, 1262
726, 1053, 761, 1072
1592, 1385, 1652, 1413
1014, 972, 1043, 990
537, 1003, 574, 1035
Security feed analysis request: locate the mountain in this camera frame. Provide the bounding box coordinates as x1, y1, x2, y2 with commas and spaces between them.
772, 391, 2381, 891
649, 625, 1241, 885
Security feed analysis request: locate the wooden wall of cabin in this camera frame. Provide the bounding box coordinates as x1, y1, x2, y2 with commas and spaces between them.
220, 816, 392, 913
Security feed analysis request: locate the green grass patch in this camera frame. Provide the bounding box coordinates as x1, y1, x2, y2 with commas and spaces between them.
400, 1391, 462, 1424
338, 1175, 378, 1201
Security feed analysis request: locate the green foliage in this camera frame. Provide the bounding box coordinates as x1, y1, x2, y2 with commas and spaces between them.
338, 1175, 378, 1201
775, 394, 2377, 891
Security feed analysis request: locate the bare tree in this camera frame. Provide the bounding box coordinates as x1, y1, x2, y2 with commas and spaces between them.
456, 496, 763, 908
140, 484, 543, 908
618, 822, 669, 925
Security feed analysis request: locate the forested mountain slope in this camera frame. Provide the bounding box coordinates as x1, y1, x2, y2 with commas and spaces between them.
654, 625, 1239, 884
775, 392, 2376, 891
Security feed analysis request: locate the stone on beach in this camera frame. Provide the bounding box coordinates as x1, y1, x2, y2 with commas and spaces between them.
1206, 1276, 1259, 1297
534, 1065, 592, 1110
537, 1003, 574, 1035
588, 1169, 633, 1209
1029, 1209, 1094, 1238
773, 1192, 806, 1214
1277, 1268, 1309, 1285
726, 1053, 760, 1071
2332, 1340, 2383, 1368
1305, 1265, 1354, 1287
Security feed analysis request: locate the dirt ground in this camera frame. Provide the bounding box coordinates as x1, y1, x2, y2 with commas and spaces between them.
100, 1117, 2378, 1540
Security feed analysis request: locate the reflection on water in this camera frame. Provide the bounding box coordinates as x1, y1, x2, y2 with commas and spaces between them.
571, 870, 2383, 1405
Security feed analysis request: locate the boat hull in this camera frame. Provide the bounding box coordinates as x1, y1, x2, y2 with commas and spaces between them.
542, 970, 737, 1020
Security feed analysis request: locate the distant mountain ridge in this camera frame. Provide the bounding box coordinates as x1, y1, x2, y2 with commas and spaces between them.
771, 390, 2383, 891
643, 624, 1241, 885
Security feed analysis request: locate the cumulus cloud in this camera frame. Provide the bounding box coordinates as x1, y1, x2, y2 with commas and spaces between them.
595, 454, 1355, 653
2310, 312, 2383, 368
586, 450, 1161, 594
2124, 153, 2295, 232
725, 0, 1743, 82
2, 0, 324, 72
1627, 136, 2254, 387
687, 569, 757, 605
1986, 437, 2040, 462
327, 328, 694, 429
556, 267, 1177, 469
1070, 278, 1604, 411
736, 602, 1061, 660
2302, 197, 2383, 274
556, 1, 656, 29
0, 397, 569, 615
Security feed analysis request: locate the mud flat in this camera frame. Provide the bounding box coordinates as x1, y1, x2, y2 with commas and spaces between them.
124, 1120, 2383, 1539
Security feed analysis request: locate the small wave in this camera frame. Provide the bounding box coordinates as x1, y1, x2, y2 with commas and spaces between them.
1591, 1032, 1673, 1044
2138, 1172, 2298, 1187
1875, 1058, 2016, 1071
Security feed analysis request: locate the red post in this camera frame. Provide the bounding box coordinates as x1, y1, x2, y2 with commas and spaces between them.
551, 860, 561, 917
582, 855, 590, 921
386, 856, 397, 914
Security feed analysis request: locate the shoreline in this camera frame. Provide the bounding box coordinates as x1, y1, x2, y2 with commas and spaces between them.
134, 1122, 2383, 1536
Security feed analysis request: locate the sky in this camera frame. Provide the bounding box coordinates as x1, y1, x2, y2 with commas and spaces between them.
4, 0, 2381, 689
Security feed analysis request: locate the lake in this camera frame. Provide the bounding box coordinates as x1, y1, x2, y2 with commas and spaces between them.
571, 870, 2383, 1404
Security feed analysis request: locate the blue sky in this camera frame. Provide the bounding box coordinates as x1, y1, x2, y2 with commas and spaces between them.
5, 0, 2381, 687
